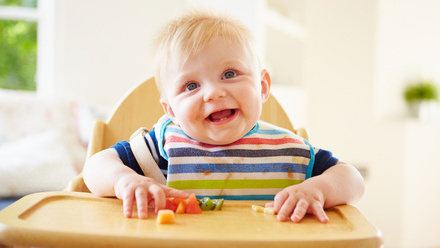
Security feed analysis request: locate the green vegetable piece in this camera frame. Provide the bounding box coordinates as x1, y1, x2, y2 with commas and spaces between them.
212, 198, 224, 210
197, 198, 202, 207
201, 197, 215, 210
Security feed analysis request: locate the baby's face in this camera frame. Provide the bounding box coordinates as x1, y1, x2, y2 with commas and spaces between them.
160, 38, 270, 145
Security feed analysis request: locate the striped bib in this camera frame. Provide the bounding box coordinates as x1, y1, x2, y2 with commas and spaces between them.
154, 115, 315, 200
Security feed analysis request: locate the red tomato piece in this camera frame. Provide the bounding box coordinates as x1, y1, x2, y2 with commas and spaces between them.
185, 194, 202, 214
165, 198, 177, 212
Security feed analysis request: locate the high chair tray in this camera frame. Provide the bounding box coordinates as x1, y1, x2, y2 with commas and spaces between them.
0, 191, 381, 248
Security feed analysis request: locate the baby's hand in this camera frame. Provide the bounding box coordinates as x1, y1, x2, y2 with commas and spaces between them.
266, 183, 329, 223
114, 173, 188, 219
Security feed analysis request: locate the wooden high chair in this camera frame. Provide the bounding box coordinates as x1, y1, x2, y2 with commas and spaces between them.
0, 77, 382, 248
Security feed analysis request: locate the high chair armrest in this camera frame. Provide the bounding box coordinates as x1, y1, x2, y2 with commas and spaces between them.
66, 173, 90, 193
86, 119, 106, 158
66, 119, 106, 193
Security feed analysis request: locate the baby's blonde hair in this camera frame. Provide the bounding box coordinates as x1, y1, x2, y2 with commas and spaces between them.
153, 10, 261, 96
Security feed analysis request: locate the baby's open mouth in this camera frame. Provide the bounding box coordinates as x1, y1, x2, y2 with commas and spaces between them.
208, 109, 237, 122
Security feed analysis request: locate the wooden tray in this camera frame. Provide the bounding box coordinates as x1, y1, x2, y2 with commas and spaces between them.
0, 191, 382, 248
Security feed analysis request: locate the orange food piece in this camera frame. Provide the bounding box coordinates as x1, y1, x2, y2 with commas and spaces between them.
176, 202, 186, 214
156, 209, 175, 224
171, 197, 187, 207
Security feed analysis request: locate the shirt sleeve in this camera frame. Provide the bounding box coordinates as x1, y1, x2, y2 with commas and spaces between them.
311, 148, 339, 177
111, 140, 144, 175
111, 128, 168, 177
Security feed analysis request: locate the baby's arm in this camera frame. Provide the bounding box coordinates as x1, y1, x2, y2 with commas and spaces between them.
266, 161, 364, 223
83, 148, 188, 218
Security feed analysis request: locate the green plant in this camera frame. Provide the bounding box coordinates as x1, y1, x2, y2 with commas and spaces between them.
404, 81, 439, 104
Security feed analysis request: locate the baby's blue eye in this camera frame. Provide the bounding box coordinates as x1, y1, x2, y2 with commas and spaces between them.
186, 82, 198, 91
223, 70, 236, 79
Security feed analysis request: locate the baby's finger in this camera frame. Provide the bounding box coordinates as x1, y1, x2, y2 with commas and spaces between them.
276, 195, 296, 222
265, 201, 274, 208
135, 187, 149, 219
274, 191, 288, 213
149, 184, 167, 213
310, 202, 329, 223
290, 199, 309, 223
122, 190, 135, 218
162, 185, 189, 199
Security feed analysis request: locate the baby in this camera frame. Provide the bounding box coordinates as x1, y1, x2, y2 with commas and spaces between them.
83, 10, 364, 223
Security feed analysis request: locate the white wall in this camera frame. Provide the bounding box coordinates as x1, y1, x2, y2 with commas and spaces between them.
48, 0, 186, 111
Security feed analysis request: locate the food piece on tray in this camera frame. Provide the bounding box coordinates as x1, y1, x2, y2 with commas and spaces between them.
263, 207, 276, 215
164, 195, 224, 213
252, 205, 265, 213
212, 198, 224, 210
176, 202, 186, 214
252, 205, 277, 215
165, 199, 177, 212
157, 209, 175, 224
200, 197, 215, 210
185, 194, 202, 214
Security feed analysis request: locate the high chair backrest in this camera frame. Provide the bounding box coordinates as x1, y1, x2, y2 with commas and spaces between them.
67, 77, 308, 192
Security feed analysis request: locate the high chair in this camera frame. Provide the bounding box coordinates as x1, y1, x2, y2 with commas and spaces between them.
0, 77, 382, 248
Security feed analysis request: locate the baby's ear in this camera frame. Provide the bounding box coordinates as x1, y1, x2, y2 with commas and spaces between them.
160, 98, 179, 125
260, 69, 272, 103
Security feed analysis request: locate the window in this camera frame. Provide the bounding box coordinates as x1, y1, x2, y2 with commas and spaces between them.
0, 0, 38, 91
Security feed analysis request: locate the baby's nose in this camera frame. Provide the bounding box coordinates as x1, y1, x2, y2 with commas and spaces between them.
203, 83, 227, 102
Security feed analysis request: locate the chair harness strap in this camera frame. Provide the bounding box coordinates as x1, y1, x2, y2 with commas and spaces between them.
129, 127, 167, 185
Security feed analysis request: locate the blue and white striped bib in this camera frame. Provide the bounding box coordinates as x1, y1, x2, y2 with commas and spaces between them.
154, 115, 315, 200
